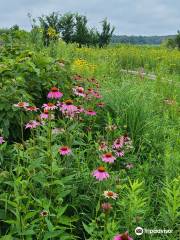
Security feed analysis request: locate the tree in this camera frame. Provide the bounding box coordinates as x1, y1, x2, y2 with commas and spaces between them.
59, 13, 75, 43
73, 14, 89, 47
87, 28, 99, 47
10, 25, 19, 31
175, 30, 180, 49
39, 12, 61, 46
164, 31, 180, 50
165, 38, 176, 49
98, 19, 115, 48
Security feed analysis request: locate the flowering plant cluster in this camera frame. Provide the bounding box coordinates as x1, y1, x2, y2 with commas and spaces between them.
0, 33, 179, 240
8, 72, 135, 239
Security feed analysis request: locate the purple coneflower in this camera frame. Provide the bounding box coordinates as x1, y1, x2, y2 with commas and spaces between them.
98, 141, 108, 151
115, 150, 124, 157
26, 106, 39, 112
92, 91, 102, 99
92, 166, 109, 181
40, 109, 49, 119
25, 120, 40, 129
14, 102, 29, 108
76, 106, 84, 113
101, 202, 112, 213
103, 191, 118, 200
85, 109, 96, 116
73, 86, 86, 97
42, 103, 57, 111
60, 100, 77, 117
59, 146, 71, 155
113, 137, 124, 149
101, 152, 116, 163
113, 231, 133, 240
47, 87, 63, 99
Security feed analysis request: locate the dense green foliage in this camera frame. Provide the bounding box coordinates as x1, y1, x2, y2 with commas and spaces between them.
0, 29, 179, 240
28, 12, 114, 48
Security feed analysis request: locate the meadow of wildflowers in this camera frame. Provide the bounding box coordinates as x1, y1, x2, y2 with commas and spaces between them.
0, 31, 179, 240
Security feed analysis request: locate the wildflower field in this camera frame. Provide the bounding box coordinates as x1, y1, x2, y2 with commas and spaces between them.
0, 31, 180, 240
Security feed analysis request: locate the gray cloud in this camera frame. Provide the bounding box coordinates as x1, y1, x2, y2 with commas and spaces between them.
0, 0, 179, 35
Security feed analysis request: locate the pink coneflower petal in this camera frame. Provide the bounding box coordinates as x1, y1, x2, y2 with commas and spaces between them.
0, 136, 5, 144
124, 134, 131, 143
101, 202, 112, 213
87, 88, 94, 93
76, 106, 84, 113
42, 103, 57, 111
85, 109, 96, 116
40, 113, 49, 119
92, 91, 102, 99
92, 166, 109, 181
40, 110, 54, 120
26, 106, 39, 112
103, 191, 118, 199
59, 146, 71, 155
98, 141, 108, 151
25, 120, 40, 129
14, 102, 29, 108
113, 137, 124, 149
60, 100, 78, 117
73, 86, 86, 97
116, 150, 124, 157
113, 232, 133, 240
47, 87, 63, 99
101, 152, 116, 163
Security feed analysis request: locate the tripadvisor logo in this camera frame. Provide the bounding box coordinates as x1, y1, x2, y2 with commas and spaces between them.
135, 226, 173, 235
135, 227, 143, 235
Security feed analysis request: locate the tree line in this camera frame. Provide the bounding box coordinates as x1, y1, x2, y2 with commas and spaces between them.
111, 32, 180, 49
29, 12, 115, 48
111, 35, 176, 45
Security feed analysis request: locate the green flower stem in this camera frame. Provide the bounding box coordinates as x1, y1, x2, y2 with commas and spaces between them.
20, 112, 24, 145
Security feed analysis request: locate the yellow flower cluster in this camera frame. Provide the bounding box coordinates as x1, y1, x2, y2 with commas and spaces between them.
72, 58, 96, 74
70, 45, 180, 74
47, 27, 57, 38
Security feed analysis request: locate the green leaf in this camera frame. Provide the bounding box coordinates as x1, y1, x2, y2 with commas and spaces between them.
0, 235, 13, 240
82, 222, 93, 235
58, 216, 78, 226
45, 218, 54, 231
19, 230, 35, 236
24, 211, 37, 221
57, 205, 68, 217
43, 230, 64, 240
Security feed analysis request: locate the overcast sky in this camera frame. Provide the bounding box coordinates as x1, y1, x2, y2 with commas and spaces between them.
0, 0, 179, 35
